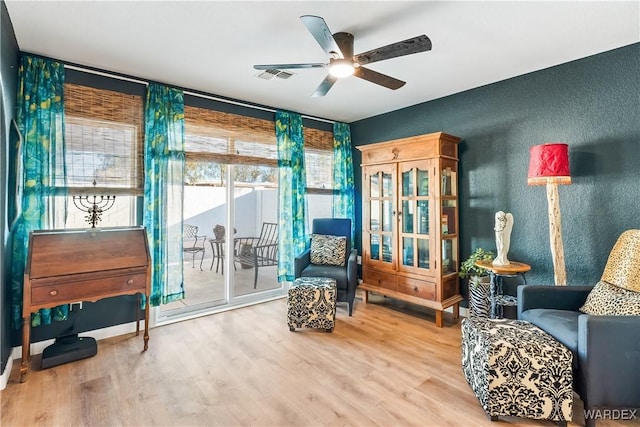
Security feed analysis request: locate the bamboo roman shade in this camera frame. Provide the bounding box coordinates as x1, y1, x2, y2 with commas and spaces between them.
185, 106, 278, 166
184, 105, 333, 189
62, 83, 144, 195
185, 106, 332, 159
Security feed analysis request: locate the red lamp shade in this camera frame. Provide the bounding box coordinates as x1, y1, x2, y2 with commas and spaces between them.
527, 143, 571, 185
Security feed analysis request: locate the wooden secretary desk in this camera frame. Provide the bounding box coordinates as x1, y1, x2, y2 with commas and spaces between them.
20, 226, 152, 382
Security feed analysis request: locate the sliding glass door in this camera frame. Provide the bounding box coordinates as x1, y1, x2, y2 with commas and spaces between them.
232, 164, 280, 297
159, 161, 284, 320
157, 104, 336, 322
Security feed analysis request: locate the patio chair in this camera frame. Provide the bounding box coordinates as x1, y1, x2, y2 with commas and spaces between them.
234, 222, 278, 289
183, 224, 206, 270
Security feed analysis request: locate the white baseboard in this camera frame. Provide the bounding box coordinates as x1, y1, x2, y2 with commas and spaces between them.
0, 355, 13, 390
3, 321, 142, 388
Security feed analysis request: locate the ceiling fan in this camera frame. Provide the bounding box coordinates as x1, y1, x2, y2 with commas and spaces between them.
254, 15, 432, 97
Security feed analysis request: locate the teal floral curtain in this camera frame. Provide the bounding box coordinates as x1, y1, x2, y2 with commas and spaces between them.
11, 55, 68, 328
276, 111, 307, 282
332, 121, 355, 245
143, 83, 185, 305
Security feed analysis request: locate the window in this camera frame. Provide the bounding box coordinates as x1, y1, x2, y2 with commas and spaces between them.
304, 127, 333, 191
304, 127, 334, 223
53, 83, 143, 229
64, 116, 140, 191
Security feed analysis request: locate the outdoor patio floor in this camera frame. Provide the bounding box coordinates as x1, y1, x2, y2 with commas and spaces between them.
161, 251, 281, 312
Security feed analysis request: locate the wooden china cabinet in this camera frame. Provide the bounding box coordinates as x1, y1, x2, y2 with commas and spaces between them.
356, 132, 461, 327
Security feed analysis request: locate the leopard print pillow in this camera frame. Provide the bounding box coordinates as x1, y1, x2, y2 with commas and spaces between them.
601, 229, 640, 292
580, 280, 640, 316
310, 234, 347, 266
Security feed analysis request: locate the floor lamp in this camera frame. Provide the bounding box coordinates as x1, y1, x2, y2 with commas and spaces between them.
527, 143, 571, 286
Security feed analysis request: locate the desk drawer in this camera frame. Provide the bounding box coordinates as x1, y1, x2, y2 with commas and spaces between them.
31, 274, 147, 306
397, 277, 436, 300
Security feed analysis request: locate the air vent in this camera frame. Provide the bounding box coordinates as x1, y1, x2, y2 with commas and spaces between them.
256, 69, 294, 80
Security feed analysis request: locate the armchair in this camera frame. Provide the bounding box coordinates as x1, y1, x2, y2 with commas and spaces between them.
294, 218, 358, 316
518, 229, 640, 427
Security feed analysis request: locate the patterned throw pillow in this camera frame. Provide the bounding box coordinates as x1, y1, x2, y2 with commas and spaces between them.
580, 280, 640, 316
601, 229, 640, 292
310, 234, 347, 266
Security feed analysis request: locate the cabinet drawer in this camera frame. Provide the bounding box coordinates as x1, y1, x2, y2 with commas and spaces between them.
31, 274, 147, 306
397, 277, 435, 300
364, 269, 397, 291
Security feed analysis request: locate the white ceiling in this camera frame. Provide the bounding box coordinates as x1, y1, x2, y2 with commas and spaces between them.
5, 1, 639, 123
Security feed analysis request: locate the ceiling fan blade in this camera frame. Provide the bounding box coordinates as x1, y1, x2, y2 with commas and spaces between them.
300, 15, 343, 58
254, 63, 326, 70
354, 35, 432, 66
353, 67, 406, 90
312, 75, 338, 97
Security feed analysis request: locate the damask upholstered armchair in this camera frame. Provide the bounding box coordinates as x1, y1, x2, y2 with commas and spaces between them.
518, 229, 640, 427
294, 218, 358, 316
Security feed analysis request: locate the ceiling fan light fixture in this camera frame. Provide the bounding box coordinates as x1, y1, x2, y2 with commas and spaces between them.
255, 16, 431, 96
329, 59, 355, 78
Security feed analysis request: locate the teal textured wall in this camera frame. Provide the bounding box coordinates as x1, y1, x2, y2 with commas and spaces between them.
1, 0, 19, 376
351, 43, 640, 299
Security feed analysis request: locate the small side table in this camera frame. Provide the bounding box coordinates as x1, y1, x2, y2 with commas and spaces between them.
475, 260, 531, 319
209, 239, 225, 273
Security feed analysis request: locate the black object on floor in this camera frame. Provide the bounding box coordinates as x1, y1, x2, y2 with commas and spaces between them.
40, 334, 97, 369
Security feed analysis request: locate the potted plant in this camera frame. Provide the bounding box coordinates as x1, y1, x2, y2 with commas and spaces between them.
459, 248, 494, 318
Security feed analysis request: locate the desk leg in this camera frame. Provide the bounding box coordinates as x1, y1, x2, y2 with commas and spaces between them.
489, 271, 498, 319
135, 293, 141, 336
143, 293, 150, 352
20, 317, 30, 383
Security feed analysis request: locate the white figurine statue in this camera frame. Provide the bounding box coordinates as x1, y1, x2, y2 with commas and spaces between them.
493, 211, 514, 266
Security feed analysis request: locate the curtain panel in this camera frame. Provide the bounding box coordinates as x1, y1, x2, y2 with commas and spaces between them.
332, 122, 355, 245
275, 111, 307, 282
143, 83, 186, 305
11, 56, 68, 328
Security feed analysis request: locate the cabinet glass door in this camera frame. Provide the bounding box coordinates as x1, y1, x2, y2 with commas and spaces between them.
440, 159, 458, 275
399, 161, 431, 272
365, 165, 395, 268
441, 199, 456, 235
441, 238, 457, 274
441, 165, 457, 197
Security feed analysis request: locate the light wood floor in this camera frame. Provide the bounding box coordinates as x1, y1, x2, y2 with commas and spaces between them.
1, 295, 637, 427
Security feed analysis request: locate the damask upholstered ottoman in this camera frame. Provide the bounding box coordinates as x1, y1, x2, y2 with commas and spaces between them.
287, 277, 337, 332
461, 317, 573, 425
